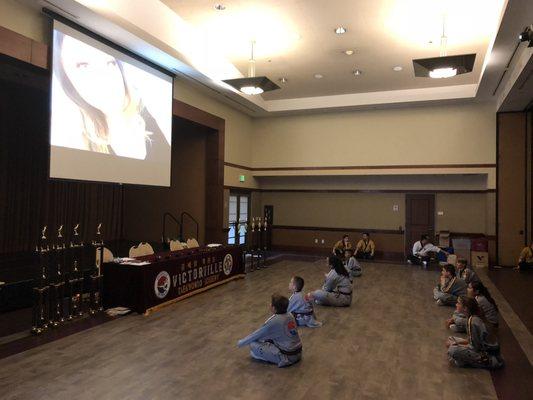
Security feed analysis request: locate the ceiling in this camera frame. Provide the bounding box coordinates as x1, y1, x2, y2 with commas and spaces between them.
161, 0, 505, 101
30, 0, 532, 114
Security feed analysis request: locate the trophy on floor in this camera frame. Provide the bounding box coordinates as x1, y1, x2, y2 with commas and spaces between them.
67, 223, 84, 320
49, 225, 66, 327
263, 217, 268, 250
89, 223, 104, 314
31, 226, 51, 334
257, 217, 263, 251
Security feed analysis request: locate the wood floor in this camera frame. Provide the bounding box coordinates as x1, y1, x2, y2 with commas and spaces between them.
0, 260, 499, 400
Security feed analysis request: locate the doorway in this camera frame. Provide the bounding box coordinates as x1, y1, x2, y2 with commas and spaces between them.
405, 194, 435, 256
228, 192, 250, 245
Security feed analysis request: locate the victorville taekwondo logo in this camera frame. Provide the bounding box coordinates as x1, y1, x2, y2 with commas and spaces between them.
154, 271, 171, 299
222, 254, 233, 276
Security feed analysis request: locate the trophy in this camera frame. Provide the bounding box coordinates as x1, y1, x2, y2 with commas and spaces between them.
49, 225, 66, 327
67, 223, 84, 319
89, 223, 104, 314
263, 216, 268, 250
31, 226, 50, 334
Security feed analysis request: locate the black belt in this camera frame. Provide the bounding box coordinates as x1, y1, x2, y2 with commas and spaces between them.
292, 311, 313, 317
279, 346, 302, 356
337, 291, 352, 295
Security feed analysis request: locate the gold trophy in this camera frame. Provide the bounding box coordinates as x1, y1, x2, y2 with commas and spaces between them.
90, 223, 104, 314
32, 226, 50, 335
68, 223, 84, 319
263, 216, 268, 250
50, 225, 66, 327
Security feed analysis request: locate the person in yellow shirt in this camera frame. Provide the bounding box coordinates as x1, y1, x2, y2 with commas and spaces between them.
355, 232, 375, 260
332, 235, 352, 257
516, 241, 533, 271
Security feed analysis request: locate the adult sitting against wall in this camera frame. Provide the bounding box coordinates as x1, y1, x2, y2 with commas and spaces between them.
407, 234, 449, 266
516, 240, 533, 271
355, 232, 375, 259
332, 234, 352, 257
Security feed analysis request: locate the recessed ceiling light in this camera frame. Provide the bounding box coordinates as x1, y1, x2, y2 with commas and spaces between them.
314, 73, 323, 79
343, 49, 355, 56
353, 69, 362, 76
214, 4, 226, 11
334, 27, 347, 35
393, 66, 403, 72
278, 78, 288, 83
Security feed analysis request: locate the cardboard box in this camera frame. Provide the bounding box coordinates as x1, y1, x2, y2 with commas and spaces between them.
471, 251, 489, 268
447, 254, 458, 266
452, 238, 471, 250
471, 238, 488, 252
438, 231, 450, 248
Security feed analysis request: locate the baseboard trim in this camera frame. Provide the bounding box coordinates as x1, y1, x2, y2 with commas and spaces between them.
270, 245, 404, 261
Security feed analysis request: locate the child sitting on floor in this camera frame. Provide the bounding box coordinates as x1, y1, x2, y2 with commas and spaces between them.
237, 294, 302, 368
455, 258, 480, 285
309, 256, 353, 307
433, 264, 467, 306
288, 276, 322, 328
344, 248, 362, 278
446, 296, 503, 369
446, 281, 499, 332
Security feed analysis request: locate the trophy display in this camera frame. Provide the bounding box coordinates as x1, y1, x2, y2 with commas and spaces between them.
67, 223, 84, 320
31, 226, 50, 335
90, 223, 104, 314
49, 225, 66, 327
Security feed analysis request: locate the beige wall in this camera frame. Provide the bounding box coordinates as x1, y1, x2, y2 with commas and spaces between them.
0, 0, 49, 43
173, 79, 253, 169
260, 191, 404, 230
435, 193, 493, 234
252, 103, 495, 168
258, 190, 493, 235
257, 174, 489, 191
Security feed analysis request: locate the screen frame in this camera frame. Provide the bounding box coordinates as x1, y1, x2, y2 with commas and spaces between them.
45, 8, 175, 188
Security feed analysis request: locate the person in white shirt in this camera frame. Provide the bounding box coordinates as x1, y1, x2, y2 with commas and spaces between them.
407, 235, 448, 266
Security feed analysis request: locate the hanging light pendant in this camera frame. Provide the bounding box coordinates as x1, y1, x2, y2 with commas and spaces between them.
413, 14, 476, 79
223, 41, 280, 95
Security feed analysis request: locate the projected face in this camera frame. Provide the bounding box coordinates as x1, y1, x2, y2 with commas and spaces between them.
60, 35, 126, 115
50, 25, 173, 186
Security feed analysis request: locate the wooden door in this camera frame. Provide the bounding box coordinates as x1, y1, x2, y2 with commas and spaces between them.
405, 194, 435, 256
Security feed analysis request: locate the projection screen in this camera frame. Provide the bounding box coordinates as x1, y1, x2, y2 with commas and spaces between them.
50, 20, 173, 186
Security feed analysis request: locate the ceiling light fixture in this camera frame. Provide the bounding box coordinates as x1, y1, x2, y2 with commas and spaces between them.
353, 69, 362, 76
223, 41, 280, 95
214, 4, 226, 11
393, 66, 403, 72
412, 14, 475, 79
335, 27, 347, 35
344, 49, 355, 55
314, 73, 323, 79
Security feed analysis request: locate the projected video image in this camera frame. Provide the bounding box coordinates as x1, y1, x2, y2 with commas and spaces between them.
50, 22, 172, 186
52, 31, 171, 159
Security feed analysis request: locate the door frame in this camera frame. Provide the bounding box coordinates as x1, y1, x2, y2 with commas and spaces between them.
405, 194, 436, 256
228, 191, 251, 245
